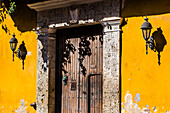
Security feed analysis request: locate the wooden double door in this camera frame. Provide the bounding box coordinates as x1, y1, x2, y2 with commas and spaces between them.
55, 24, 103, 113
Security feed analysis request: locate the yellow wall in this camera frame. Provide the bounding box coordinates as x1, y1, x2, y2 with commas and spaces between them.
0, 13, 37, 112
122, 13, 170, 112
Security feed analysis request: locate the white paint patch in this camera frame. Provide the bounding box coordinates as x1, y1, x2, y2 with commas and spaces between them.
48, 22, 68, 28
48, 24, 56, 28
27, 52, 32, 56
15, 99, 27, 113
122, 92, 170, 113
121, 91, 151, 113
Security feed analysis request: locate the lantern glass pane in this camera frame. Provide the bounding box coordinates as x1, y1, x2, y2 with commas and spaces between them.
147, 29, 151, 39
142, 29, 151, 40
142, 29, 147, 39
10, 43, 17, 51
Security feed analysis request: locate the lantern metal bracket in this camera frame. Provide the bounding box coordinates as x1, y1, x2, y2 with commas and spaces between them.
148, 36, 156, 51
144, 36, 156, 54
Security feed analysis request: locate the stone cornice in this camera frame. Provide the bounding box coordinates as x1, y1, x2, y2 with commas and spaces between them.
102, 17, 121, 25
28, 0, 104, 11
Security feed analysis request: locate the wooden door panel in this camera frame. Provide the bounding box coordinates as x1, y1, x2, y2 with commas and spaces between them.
61, 35, 103, 113
62, 38, 79, 113
88, 74, 102, 113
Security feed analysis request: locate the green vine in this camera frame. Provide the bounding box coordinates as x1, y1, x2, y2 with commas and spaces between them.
0, 0, 16, 23
8, 0, 16, 15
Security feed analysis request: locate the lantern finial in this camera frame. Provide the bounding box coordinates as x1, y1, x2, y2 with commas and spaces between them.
144, 16, 148, 21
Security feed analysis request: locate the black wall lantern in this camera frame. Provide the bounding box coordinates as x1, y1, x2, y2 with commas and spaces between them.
9, 34, 27, 69
141, 16, 155, 54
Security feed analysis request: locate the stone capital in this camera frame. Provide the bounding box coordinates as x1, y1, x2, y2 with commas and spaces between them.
101, 17, 121, 33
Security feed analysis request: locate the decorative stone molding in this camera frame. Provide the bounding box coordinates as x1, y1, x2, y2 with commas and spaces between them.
37, 0, 120, 28
102, 18, 120, 113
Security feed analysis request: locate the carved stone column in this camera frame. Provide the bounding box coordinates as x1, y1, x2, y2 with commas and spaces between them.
48, 29, 57, 113
102, 18, 120, 113
35, 28, 49, 113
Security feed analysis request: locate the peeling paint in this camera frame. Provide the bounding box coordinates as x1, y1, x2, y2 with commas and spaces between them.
15, 99, 27, 113
146, 105, 149, 108
134, 93, 140, 103
122, 92, 170, 113
122, 91, 151, 113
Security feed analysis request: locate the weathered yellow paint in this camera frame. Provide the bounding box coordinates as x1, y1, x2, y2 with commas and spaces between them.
122, 13, 170, 112
0, 13, 37, 112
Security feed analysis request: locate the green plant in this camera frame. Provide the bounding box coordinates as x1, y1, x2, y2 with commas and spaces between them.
0, 0, 16, 23
8, 0, 16, 15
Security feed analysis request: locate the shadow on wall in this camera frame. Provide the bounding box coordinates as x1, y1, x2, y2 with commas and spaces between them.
122, 0, 170, 17
150, 27, 167, 65
4, 0, 37, 32
61, 27, 103, 85
120, 18, 128, 27
17, 41, 27, 70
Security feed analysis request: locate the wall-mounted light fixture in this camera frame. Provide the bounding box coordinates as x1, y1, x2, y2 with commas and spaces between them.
141, 16, 155, 54
9, 34, 27, 69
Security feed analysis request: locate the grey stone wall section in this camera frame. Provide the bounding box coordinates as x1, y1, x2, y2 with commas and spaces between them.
36, 29, 49, 113
37, 0, 120, 28
103, 19, 120, 113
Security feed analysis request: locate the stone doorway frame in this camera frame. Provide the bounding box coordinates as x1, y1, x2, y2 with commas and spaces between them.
36, 17, 121, 113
